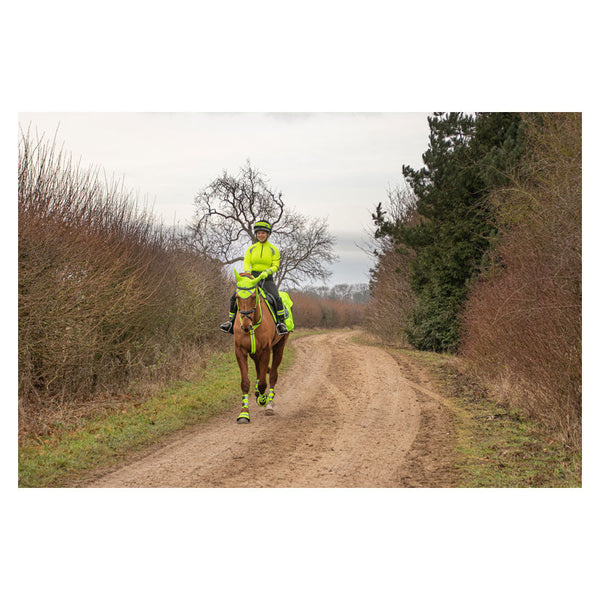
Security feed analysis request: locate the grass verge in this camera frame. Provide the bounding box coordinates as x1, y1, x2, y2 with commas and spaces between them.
19, 336, 299, 488
397, 348, 581, 487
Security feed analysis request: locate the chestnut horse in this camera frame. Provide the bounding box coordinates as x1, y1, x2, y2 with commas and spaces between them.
233, 270, 288, 424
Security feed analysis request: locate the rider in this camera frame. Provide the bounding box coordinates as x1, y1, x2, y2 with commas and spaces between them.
220, 220, 289, 335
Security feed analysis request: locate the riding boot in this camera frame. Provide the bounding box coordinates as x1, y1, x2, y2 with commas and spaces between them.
220, 296, 237, 334
275, 308, 289, 335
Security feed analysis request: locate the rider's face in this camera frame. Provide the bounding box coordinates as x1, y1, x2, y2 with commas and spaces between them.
256, 231, 268, 242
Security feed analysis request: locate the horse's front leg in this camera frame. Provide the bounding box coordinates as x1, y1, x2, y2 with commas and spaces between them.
235, 346, 251, 424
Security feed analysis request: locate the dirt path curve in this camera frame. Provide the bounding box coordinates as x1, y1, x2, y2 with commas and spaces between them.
88, 331, 456, 488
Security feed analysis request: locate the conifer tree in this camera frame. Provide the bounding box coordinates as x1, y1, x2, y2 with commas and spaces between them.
374, 112, 525, 351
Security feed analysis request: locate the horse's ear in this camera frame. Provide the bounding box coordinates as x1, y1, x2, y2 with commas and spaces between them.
234, 269, 242, 283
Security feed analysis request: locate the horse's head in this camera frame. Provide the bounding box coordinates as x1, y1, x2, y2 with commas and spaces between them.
235, 270, 261, 333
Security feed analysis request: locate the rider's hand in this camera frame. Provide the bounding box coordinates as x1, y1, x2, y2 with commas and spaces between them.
259, 270, 269, 280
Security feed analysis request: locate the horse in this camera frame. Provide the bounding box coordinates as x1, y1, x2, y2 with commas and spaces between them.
232, 270, 289, 424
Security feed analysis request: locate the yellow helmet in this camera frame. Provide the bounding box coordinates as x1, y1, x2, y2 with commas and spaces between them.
253, 220, 272, 233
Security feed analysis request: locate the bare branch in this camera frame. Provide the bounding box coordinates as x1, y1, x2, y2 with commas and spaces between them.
188, 161, 338, 285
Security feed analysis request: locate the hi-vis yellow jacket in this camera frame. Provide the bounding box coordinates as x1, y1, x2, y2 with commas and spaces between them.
243, 240, 280, 277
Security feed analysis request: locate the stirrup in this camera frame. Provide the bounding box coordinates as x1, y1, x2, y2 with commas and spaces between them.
276, 322, 288, 335
220, 320, 233, 333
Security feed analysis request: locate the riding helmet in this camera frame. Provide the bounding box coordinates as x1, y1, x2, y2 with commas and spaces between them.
253, 220, 272, 234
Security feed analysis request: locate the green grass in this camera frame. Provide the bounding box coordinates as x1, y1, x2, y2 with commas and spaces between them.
19, 338, 298, 488
397, 348, 581, 488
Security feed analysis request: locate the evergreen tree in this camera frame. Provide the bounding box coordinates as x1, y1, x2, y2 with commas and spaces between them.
374, 112, 526, 352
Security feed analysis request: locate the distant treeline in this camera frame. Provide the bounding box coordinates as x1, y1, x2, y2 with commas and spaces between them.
288, 291, 364, 329
293, 283, 370, 304
282, 283, 368, 329
366, 113, 581, 448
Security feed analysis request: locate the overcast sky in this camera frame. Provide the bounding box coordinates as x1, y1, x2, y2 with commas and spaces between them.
19, 112, 430, 285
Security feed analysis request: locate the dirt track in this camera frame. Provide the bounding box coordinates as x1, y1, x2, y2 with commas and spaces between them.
87, 331, 456, 488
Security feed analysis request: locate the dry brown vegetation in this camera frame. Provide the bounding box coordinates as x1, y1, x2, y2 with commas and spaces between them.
364, 186, 419, 344
19, 129, 230, 437
290, 291, 365, 329
460, 113, 582, 448
364, 240, 415, 345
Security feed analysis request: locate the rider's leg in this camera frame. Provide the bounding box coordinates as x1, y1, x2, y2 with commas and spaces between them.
261, 280, 288, 334
274, 296, 288, 334
220, 295, 237, 333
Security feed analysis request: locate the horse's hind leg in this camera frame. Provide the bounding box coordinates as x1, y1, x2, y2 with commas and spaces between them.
235, 346, 251, 424
254, 349, 270, 407
251, 355, 261, 397
269, 338, 287, 389
266, 338, 287, 415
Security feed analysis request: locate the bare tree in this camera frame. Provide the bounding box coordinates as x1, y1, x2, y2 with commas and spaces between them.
363, 184, 419, 343
188, 160, 338, 286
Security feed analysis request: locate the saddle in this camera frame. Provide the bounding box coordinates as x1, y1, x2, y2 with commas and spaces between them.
257, 281, 278, 315
255, 281, 294, 332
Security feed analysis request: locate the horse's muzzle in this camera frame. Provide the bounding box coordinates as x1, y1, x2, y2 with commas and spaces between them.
240, 309, 255, 333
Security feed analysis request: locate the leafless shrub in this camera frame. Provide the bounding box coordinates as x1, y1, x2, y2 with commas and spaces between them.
461, 113, 581, 448
18, 128, 229, 434
364, 185, 419, 344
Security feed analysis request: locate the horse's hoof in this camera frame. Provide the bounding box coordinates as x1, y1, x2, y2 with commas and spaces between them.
256, 393, 267, 406
265, 402, 275, 416
237, 409, 250, 423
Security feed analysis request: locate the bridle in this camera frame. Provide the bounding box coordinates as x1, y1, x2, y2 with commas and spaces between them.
236, 283, 263, 333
